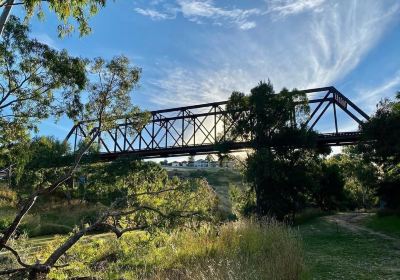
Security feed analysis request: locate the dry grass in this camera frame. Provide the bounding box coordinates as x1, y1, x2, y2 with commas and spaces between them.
147, 219, 304, 280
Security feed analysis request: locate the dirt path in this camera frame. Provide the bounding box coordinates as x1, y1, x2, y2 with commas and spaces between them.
324, 212, 399, 243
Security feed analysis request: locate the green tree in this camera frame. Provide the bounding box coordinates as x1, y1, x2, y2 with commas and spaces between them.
358, 93, 400, 209
0, 0, 108, 37
205, 154, 214, 162
312, 160, 346, 211
226, 81, 329, 220
0, 16, 86, 167
0, 50, 148, 278
330, 147, 378, 209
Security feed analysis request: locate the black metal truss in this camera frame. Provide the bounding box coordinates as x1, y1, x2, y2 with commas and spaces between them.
64, 87, 370, 160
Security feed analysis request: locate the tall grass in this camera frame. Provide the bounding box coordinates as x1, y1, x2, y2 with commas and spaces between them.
149, 219, 304, 280
42, 219, 304, 280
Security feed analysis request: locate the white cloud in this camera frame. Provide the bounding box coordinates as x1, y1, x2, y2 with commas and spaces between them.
147, 67, 254, 107
356, 71, 400, 112
267, 0, 326, 17
134, 0, 261, 30
143, 0, 399, 111
31, 33, 59, 49
239, 21, 257, 30
134, 8, 172, 20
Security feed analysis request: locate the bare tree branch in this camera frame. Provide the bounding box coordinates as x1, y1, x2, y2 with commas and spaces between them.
2, 244, 31, 268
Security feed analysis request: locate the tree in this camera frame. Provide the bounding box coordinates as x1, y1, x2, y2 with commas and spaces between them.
311, 160, 346, 211
205, 154, 214, 162
226, 81, 329, 220
330, 147, 378, 209
358, 93, 400, 210
0, 16, 86, 166
188, 155, 195, 163
0, 53, 148, 278
359, 93, 400, 167
0, 0, 108, 37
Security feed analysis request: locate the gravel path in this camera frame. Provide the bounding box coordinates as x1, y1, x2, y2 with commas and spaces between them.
324, 212, 399, 243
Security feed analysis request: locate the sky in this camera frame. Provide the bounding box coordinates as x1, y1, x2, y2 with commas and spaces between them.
11, 0, 400, 158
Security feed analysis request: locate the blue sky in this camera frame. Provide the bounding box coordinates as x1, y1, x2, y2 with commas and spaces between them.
12, 0, 400, 145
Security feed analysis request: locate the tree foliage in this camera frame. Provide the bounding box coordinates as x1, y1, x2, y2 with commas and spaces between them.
330, 147, 378, 209
358, 93, 400, 210
0, 16, 86, 165
359, 93, 400, 167
226, 81, 330, 220
312, 160, 346, 211
1, 0, 108, 37
0, 23, 154, 277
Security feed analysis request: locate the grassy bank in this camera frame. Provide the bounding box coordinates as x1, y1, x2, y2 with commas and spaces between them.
363, 214, 400, 238
300, 216, 400, 279
29, 219, 304, 279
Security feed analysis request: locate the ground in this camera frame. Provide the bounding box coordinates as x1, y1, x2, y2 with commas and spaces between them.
301, 213, 400, 280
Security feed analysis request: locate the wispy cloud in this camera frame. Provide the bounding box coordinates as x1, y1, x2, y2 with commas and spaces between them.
134, 8, 172, 20
142, 0, 399, 110
147, 67, 254, 107
267, 0, 325, 17
356, 71, 400, 112
134, 0, 261, 30
31, 33, 59, 50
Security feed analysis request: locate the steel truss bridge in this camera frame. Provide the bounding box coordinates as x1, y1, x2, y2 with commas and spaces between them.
65, 87, 370, 160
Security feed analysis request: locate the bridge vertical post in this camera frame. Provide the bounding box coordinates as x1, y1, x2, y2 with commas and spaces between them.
223, 112, 226, 141
193, 118, 196, 146
151, 115, 155, 149
333, 102, 338, 134
114, 128, 117, 152
214, 106, 217, 143
124, 118, 128, 151
182, 110, 185, 147
97, 129, 101, 151
123, 118, 127, 151
139, 131, 142, 150
73, 126, 78, 153
165, 121, 168, 149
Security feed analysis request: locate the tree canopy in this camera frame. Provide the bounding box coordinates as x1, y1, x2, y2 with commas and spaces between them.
226, 81, 330, 220
0, 0, 108, 37
358, 93, 400, 209
0, 16, 86, 164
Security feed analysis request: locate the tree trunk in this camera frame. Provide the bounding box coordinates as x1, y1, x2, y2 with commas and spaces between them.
0, 0, 14, 36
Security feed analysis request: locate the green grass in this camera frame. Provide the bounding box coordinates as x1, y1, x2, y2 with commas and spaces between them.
294, 208, 332, 226
363, 214, 400, 238
299, 217, 400, 279
0, 202, 103, 237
